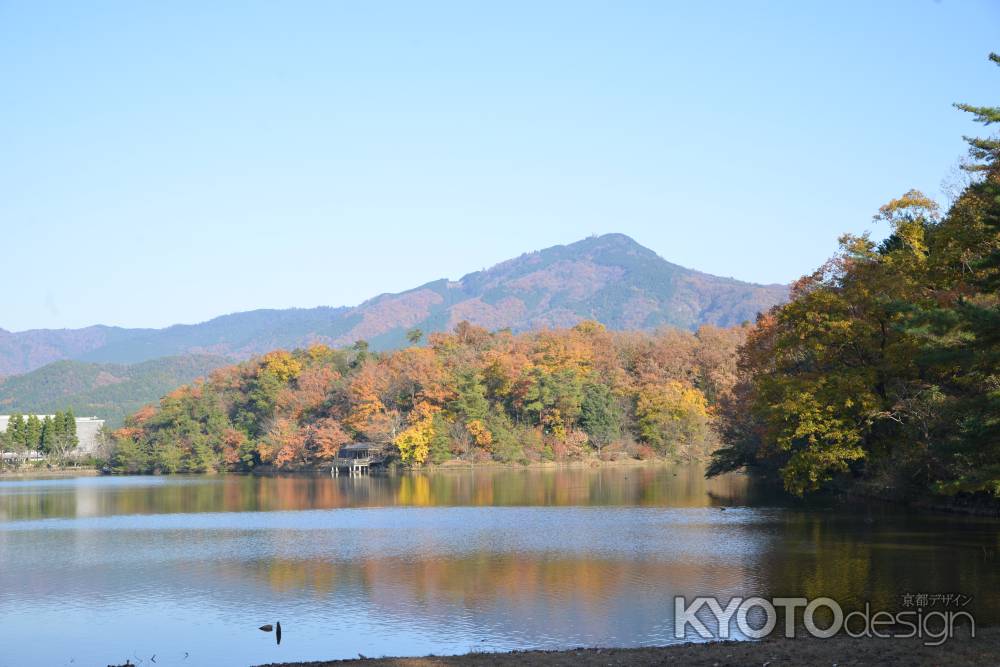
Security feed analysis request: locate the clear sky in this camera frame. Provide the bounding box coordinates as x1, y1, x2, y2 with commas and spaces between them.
1, 1, 998, 331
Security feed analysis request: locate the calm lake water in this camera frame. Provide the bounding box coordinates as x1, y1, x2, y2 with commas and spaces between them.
0, 465, 997, 666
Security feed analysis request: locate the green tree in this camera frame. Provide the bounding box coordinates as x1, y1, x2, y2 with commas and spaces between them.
428, 413, 453, 464
40, 416, 56, 454
406, 328, 424, 345
4, 414, 28, 466
51, 410, 66, 441
25, 415, 43, 452
450, 370, 489, 422
523, 367, 584, 437
0, 427, 10, 469
62, 408, 78, 449
580, 383, 621, 453
111, 435, 150, 474
927, 57, 1000, 493
351, 340, 370, 368
486, 411, 524, 463
7, 413, 25, 448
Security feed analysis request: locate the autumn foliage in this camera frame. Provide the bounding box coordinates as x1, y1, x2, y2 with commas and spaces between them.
111, 323, 746, 473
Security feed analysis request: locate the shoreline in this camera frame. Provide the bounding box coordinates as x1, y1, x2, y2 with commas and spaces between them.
0, 467, 99, 479
252, 628, 998, 667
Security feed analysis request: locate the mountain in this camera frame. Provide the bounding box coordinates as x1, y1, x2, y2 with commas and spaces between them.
0, 234, 787, 376
0, 354, 231, 426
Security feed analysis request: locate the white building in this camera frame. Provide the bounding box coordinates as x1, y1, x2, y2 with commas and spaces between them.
0, 415, 106, 456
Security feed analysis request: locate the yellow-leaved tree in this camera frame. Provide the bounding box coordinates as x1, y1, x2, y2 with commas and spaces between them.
635, 381, 712, 459
394, 402, 439, 464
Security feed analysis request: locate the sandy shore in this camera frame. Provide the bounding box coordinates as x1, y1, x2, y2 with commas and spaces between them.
254, 627, 997, 667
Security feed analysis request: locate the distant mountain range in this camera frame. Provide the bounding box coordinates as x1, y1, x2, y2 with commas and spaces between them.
0, 234, 787, 380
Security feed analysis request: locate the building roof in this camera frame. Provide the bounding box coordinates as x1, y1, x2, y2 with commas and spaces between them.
340, 442, 380, 452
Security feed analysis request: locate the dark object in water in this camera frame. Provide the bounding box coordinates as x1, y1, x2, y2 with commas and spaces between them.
276, 621, 282, 645
259, 624, 273, 632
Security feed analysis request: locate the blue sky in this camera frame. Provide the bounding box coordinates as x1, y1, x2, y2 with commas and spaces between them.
1, 1, 998, 331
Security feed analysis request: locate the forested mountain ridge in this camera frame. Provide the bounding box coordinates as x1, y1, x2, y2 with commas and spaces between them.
0, 354, 231, 426
0, 234, 787, 376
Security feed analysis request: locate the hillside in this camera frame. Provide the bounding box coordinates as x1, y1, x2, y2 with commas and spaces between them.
107, 323, 746, 473
0, 354, 231, 426
0, 234, 787, 375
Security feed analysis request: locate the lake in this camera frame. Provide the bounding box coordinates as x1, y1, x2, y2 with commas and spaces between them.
0, 465, 996, 666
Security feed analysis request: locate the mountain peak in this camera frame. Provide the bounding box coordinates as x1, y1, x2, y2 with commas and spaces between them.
540, 233, 656, 258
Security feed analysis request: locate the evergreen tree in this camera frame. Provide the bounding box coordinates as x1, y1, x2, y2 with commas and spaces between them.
428, 413, 453, 464
52, 410, 65, 440
40, 416, 55, 454
25, 415, 43, 451
62, 408, 79, 448
580, 383, 622, 453
351, 340, 370, 368
450, 370, 489, 422
932, 57, 1000, 493
7, 413, 25, 449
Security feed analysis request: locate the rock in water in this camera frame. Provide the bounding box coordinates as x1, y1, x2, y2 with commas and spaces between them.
259, 625, 273, 632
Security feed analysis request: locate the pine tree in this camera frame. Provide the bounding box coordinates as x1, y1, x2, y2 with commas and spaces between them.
935, 56, 1000, 493
450, 370, 489, 422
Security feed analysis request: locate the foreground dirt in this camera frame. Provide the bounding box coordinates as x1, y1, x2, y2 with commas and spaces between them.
255, 627, 998, 667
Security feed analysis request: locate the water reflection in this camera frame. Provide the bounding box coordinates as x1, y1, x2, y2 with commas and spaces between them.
0, 465, 996, 667
0, 464, 752, 521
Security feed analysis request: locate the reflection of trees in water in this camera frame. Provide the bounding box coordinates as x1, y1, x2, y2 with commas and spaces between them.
0, 464, 750, 520
4, 467, 996, 628
224, 512, 1000, 629
375, 464, 751, 508
225, 553, 753, 640
752, 511, 1000, 623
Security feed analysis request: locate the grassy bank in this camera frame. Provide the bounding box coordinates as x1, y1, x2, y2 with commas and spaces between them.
255, 627, 996, 667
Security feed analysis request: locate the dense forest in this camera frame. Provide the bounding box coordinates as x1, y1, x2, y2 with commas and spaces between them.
709, 55, 1000, 500
109, 322, 745, 473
